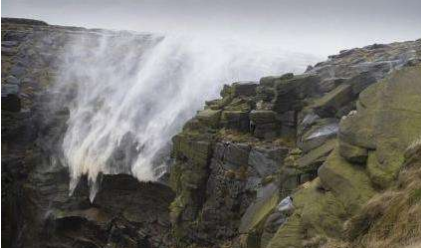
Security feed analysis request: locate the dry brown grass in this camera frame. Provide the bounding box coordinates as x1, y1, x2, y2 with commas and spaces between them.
344, 144, 421, 248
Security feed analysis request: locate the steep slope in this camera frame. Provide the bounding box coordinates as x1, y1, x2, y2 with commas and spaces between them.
168, 40, 421, 247
2, 18, 175, 248
2, 17, 421, 248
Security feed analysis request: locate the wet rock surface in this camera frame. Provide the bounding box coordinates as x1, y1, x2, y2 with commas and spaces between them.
2, 17, 421, 248
1, 18, 175, 248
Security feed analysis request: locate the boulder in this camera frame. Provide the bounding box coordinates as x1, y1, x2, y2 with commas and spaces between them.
366, 151, 395, 189
318, 149, 376, 214
341, 65, 421, 179
338, 140, 368, 164
266, 181, 347, 248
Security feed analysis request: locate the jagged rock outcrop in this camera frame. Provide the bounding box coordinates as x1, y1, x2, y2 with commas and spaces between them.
2, 17, 421, 248
168, 38, 421, 248
2, 18, 174, 248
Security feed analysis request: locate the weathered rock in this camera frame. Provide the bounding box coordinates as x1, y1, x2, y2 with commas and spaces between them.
366, 151, 395, 189
338, 140, 368, 164
248, 146, 289, 178
222, 142, 251, 169
250, 110, 281, 139
340, 65, 421, 184
317, 78, 346, 93
273, 74, 321, 113
221, 110, 250, 132
249, 110, 277, 124
318, 149, 376, 214
299, 119, 339, 152
259, 73, 294, 87
347, 71, 377, 95
267, 178, 348, 248
311, 83, 353, 117
297, 139, 337, 170
239, 183, 279, 234
196, 109, 221, 129
231, 82, 258, 97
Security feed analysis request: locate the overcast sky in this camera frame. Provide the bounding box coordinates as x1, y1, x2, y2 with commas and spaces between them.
2, 0, 421, 55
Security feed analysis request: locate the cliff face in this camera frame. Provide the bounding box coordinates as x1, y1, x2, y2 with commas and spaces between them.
2, 18, 174, 248
168, 38, 421, 248
2, 17, 421, 248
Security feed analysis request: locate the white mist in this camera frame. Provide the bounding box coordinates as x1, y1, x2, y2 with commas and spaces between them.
54, 32, 320, 201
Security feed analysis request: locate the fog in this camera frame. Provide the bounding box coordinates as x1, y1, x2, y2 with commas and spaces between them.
3, 0, 420, 199
54, 32, 318, 200
3, 0, 421, 56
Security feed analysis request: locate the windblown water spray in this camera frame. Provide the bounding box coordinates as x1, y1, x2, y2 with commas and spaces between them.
54, 31, 319, 201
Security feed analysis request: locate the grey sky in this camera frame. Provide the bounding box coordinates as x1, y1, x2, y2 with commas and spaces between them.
2, 0, 421, 55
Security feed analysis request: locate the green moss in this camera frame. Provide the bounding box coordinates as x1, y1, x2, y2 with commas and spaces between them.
366, 152, 396, 189
240, 186, 279, 234
266, 212, 303, 248
294, 179, 348, 239
318, 149, 376, 214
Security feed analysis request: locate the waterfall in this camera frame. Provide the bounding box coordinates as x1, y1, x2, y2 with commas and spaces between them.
54, 31, 320, 201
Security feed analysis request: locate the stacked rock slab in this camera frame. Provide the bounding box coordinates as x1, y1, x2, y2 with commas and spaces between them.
169, 39, 421, 247
266, 65, 421, 248
3, 17, 421, 248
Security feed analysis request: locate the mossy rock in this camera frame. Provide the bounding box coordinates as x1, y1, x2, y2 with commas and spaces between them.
172, 132, 214, 165
318, 149, 376, 214
338, 140, 368, 164
239, 183, 279, 234
366, 151, 396, 189
266, 212, 303, 248
273, 74, 321, 113
294, 179, 348, 239
220, 110, 250, 132
196, 109, 221, 129
311, 83, 353, 118
297, 139, 337, 170
259, 73, 294, 87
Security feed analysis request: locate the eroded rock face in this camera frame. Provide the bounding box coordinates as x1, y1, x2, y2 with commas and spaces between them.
168, 36, 421, 247
3, 17, 421, 248
1, 18, 175, 248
